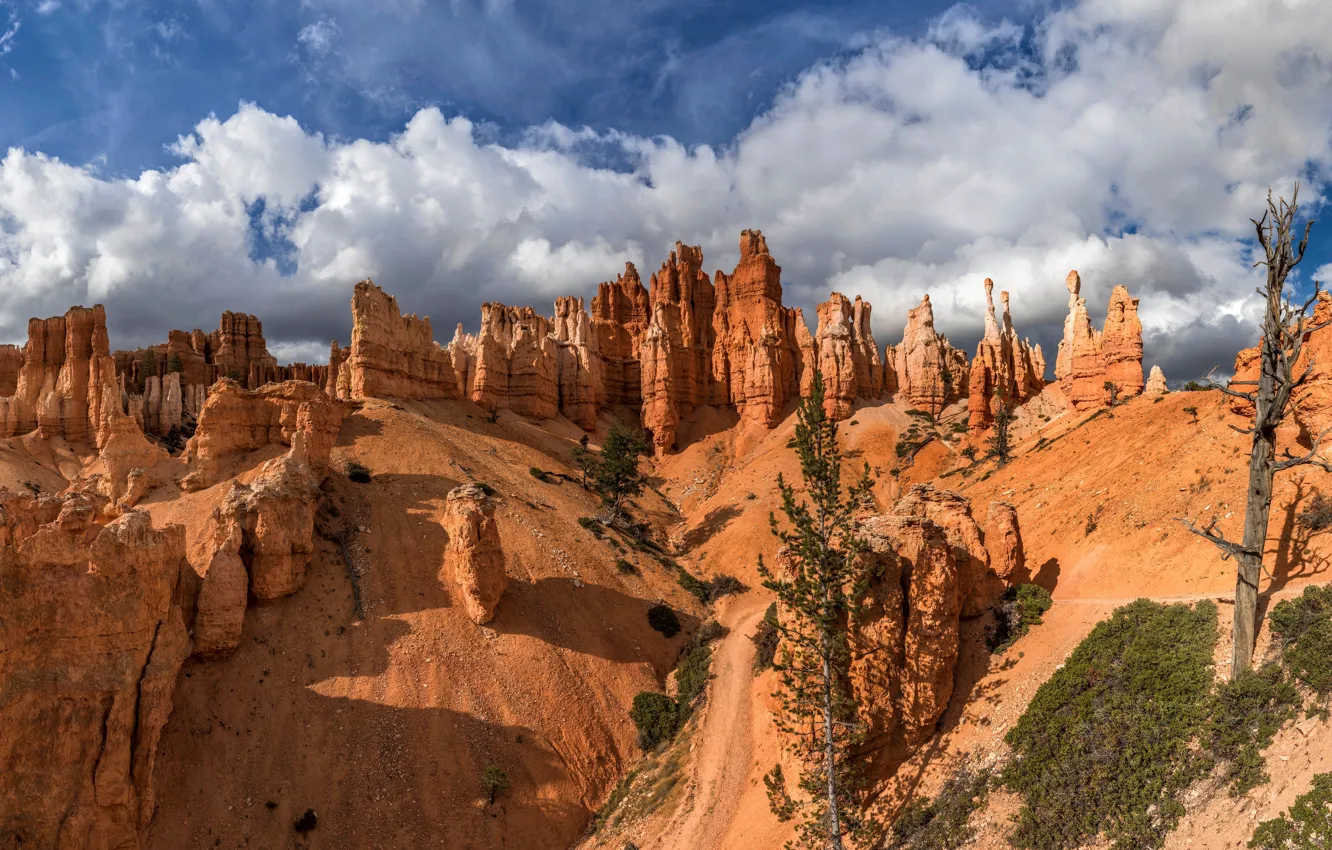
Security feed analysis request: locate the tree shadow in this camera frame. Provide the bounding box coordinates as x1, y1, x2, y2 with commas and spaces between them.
488, 576, 699, 678
677, 504, 744, 551
1260, 476, 1331, 620
1031, 557, 1062, 594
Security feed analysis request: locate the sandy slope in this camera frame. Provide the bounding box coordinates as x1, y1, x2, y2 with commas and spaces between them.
583, 388, 1332, 850
144, 399, 704, 850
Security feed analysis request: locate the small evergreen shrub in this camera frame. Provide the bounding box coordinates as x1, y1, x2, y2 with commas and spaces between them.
1002, 599, 1218, 850
887, 763, 993, 850
1249, 772, 1332, 849
474, 482, 496, 496
1270, 585, 1332, 698
629, 692, 680, 750
1207, 663, 1301, 795
988, 584, 1053, 653
346, 460, 372, 483
674, 645, 713, 712
616, 558, 637, 575
752, 603, 780, 671
529, 466, 552, 482
647, 604, 681, 638
677, 569, 747, 604
481, 765, 510, 804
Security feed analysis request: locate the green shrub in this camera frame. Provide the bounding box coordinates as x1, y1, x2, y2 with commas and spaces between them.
677, 569, 746, 604
474, 482, 496, 496
988, 584, 1053, 653
346, 460, 372, 483
1002, 599, 1218, 850
1207, 663, 1301, 795
708, 574, 745, 600
616, 558, 637, 575
647, 604, 681, 638
677, 569, 711, 602
1270, 585, 1332, 698
629, 692, 679, 750
481, 765, 510, 804
674, 645, 713, 713
529, 466, 552, 482
887, 763, 993, 850
752, 603, 780, 671
1249, 772, 1332, 849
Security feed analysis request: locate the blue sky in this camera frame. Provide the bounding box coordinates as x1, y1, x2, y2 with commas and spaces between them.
0, 0, 973, 175
1, 0, 1331, 382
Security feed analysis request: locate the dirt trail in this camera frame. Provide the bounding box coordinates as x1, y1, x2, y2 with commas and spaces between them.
651, 594, 770, 850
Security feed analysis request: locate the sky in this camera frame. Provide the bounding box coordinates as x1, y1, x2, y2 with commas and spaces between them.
1, 0, 1331, 383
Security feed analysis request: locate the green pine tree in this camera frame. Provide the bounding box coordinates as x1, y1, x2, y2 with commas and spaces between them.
592, 423, 649, 524
758, 369, 878, 850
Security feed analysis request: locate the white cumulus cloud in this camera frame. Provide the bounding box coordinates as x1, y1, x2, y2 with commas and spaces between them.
0, 0, 1330, 384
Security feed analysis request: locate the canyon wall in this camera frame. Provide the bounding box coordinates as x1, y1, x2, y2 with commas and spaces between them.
0, 492, 190, 848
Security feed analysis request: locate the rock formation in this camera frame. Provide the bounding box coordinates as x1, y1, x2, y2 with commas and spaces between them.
348, 280, 461, 401
186, 511, 248, 657
0, 305, 119, 442
181, 379, 342, 490
456, 303, 560, 421
847, 484, 1025, 752
219, 451, 321, 601
589, 263, 651, 407
640, 244, 717, 449
710, 230, 807, 435
892, 295, 969, 418
551, 296, 604, 430
1145, 365, 1169, 396
1055, 271, 1145, 410
812, 293, 883, 419
443, 484, 506, 624
967, 280, 1046, 430
0, 491, 189, 848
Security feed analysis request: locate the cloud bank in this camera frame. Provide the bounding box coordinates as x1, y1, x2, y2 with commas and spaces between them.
2, 0, 1331, 380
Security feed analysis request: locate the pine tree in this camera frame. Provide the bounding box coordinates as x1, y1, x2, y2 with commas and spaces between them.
758, 370, 877, 850
986, 386, 1014, 466
167, 352, 185, 374
592, 423, 649, 524
138, 349, 158, 392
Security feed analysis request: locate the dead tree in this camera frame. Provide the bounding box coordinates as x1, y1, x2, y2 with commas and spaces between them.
1179, 185, 1332, 674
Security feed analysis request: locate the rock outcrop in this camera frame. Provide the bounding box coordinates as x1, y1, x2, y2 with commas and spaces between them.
813, 293, 883, 419
181, 379, 342, 490
640, 244, 717, 449
455, 304, 560, 421
1145, 365, 1169, 396
1054, 271, 1145, 410
348, 280, 461, 401
710, 230, 807, 436
113, 312, 329, 440
847, 485, 1024, 752
589, 263, 651, 407
0, 305, 119, 442
891, 296, 969, 418
218, 452, 320, 601
0, 492, 189, 848
186, 511, 248, 657
442, 484, 506, 624
967, 279, 1046, 430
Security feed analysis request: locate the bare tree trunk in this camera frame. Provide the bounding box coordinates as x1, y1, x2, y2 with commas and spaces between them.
1234, 424, 1275, 673
821, 631, 844, 850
